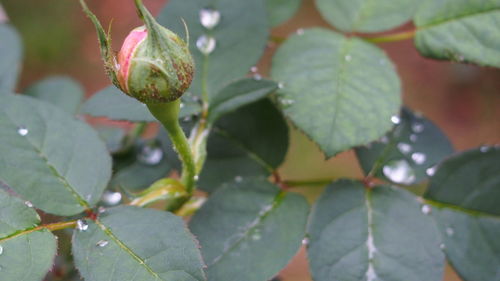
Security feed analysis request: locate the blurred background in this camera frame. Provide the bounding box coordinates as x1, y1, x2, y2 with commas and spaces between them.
2, 0, 499, 280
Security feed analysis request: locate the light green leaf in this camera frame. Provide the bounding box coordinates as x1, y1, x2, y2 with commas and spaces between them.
0, 24, 22, 93
355, 107, 454, 185
0, 94, 111, 215
81, 85, 201, 122
308, 180, 444, 281
315, 0, 419, 32
414, 0, 500, 67
271, 28, 401, 157
207, 78, 278, 123
158, 0, 269, 100
266, 0, 302, 27
0, 189, 57, 281
189, 177, 309, 281
24, 76, 84, 114
199, 99, 289, 193
72, 206, 206, 281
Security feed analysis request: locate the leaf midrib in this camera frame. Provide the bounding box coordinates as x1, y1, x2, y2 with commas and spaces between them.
417, 7, 500, 30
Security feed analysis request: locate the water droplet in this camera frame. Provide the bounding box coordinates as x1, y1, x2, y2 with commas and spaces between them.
199, 8, 221, 29
280, 98, 295, 106
411, 152, 426, 165
183, 115, 192, 122
194, 175, 199, 181
278, 82, 285, 89
250, 66, 258, 73
421, 204, 431, 215
0, 245, 3, 255
76, 219, 89, 231
17, 126, 29, 136
180, 102, 185, 109
137, 143, 163, 165
382, 159, 416, 185
102, 191, 122, 206
196, 35, 216, 55
98, 206, 107, 214
440, 243, 446, 250
426, 166, 437, 177
379, 135, 389, 144
446, 227, 454, 236
480, 146, 489, 153
253, 73, 262, 81
412, 123, 424, 133
296, 28, 304, 35
397, 142, 412, 154
96, 240, 109, 247
409, 134, 418, 142
302, 237, 309, 246
24, 201, 33, 208
344, 54, 352, 62
234, 176, 243, 183
391, 115, 401, 125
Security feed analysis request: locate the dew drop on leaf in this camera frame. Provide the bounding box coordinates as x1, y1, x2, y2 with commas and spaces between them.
17, 126, 28, 136
250, 66, 258, 73
96, 240, 109, 247
344, 54, 352, 62
397, 142, 412, 154
234, 176, 243, 183
278, 82, 285, 89
199, 8, 221, 30
302, 237, 309, 246
102, 191, 122, 206
421, 204, 432, 215
440, 244, 446, 250
0, 245, 3, 255
390, 115, 400, 125
411, 152, 426, 165
253, 73, 262, 80
446, 227, 454, 236
194, 175, 199, 181
296, 28, 304, 35
382, 159, 416, 185
137, 143, 163, 165
24, 201, 33, 208
76, 219, 89, 232
196, 35, 216, 55
412, 123, 424, 133
426, 166, 437, 177
409, 134, 418, 142
251, 229, 261, 241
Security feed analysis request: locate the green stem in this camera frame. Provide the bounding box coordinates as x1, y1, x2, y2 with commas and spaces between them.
364, 30, 416, 43
147, 100, 196, 194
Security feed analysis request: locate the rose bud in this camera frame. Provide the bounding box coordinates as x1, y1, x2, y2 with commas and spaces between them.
80, 0, 194, 104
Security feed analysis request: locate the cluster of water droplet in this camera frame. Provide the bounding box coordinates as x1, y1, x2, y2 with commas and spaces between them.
196, 8, 220, 55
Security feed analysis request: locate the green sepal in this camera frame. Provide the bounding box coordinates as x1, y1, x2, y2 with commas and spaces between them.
79, 0, 121, 89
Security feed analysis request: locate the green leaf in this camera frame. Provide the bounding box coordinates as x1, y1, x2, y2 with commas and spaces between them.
315, 0, 419, 32
0, 24, 22, 93
189, 177, 309, 281
308, 180, 444, 281
425, 147, 500, 215
157, 0, 269, 100
355, 107, 454, 185
207, 78, 278, 124
414, 0, 500, 67
81, 85, 201, 122
0, 94, 112, 215
199, 99, 289, 193
72, 206, 206, 281
24, 76, 84, 114
0, 189, 57, 281
271, 28, 401, 157
266, 0, 302, 27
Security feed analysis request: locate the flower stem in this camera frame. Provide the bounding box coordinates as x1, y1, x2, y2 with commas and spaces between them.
147, 100, 196, 194
364, 29, 416, 43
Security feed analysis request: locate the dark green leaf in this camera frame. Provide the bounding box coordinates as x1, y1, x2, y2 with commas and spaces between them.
271, 28, 401, 157
0, 24, 22, 93
199, 99, 289, 192
356, 107, 454, 185
266, 0, 302, 27
189, 177, 309, 281
308, 180, 444, 281
81, 86, 201, 122
72, 206, 206, 281
207, 78, 278, 123
0, 189, 57, 281
315, 0, 419, 32
95, 126, 126, 154
158, 0, 269, 100
24, 76, 84, 114
414, 0, 500, 67
0, 94, 111, 215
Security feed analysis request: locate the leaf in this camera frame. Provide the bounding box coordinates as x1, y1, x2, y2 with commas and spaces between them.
207, 78, 278, 124
266, 0, 302, 27
0, 94, 112, 215
308, 180, 444, 281
24, 76, 84, 114
315, 0, 419, 32
189, 177, 309, 281
355, 107, 454, 185
81, 85, 202, 122
423, 147, 500, 281
0, 189, 57, 281
0, 24, 22, 93
199, 99, 289, 193
157, 0, 269, 100
414, 0, 500, 67
72, 206, 206, 281
271, 28, 401, 157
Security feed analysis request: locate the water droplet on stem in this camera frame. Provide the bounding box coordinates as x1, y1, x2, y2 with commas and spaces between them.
196, 35, 216, 55
199, 8, 221, 29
